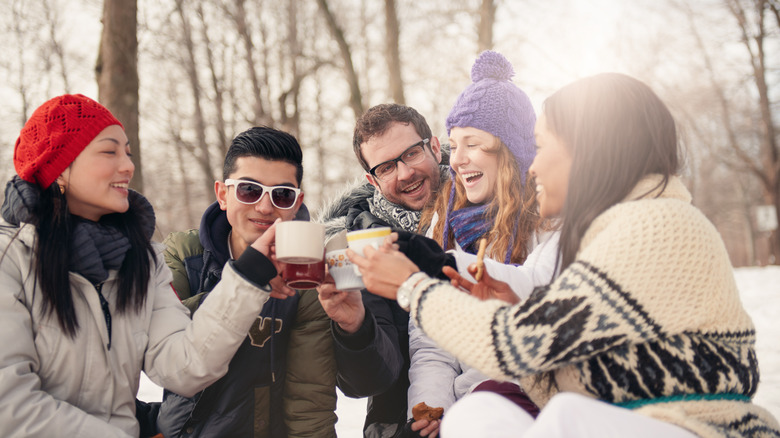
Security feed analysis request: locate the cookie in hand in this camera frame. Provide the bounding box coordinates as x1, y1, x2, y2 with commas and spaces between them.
412, 402, 444, 422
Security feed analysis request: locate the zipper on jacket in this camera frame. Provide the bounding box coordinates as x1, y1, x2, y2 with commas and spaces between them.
95, 283, 112, 350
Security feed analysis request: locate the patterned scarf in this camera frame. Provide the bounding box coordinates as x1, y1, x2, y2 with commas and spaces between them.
368, 189, 422, 233
447, 203, 492, 255
2, 175, 156, 284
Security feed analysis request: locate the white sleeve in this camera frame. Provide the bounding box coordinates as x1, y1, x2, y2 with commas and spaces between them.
448, 231, 560, 300
142, 256, 271, 397
407, 317, 461, 418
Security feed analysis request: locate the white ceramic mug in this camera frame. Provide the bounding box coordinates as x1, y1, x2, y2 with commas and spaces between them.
276, 221, 326, 264
326, 249, 365, 291
346, 227, 392, 275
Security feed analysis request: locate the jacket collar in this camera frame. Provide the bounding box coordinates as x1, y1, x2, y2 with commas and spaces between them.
198, 202, 232, 266
624, 174, 691, 204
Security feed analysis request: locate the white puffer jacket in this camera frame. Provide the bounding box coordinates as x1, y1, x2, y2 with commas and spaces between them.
406, 215, 559, 418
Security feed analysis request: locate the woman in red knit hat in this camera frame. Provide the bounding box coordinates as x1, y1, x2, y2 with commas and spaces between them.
0, 94, 294, 437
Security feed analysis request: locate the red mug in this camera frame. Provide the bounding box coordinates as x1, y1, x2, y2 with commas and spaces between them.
283, 259, 326, 290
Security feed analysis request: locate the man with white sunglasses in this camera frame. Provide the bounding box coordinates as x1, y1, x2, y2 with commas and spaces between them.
155, 126, 337, 437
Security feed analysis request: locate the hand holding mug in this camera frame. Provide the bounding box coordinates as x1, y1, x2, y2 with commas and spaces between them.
346, 243, 419, 300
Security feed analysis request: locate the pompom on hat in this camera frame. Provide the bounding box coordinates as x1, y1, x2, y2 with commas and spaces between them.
14, 94, 123, 189
445, 50, 536, 185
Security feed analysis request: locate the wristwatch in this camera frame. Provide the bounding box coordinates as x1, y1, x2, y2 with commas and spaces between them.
397, 272, 427, 312
397, 285, 412, 312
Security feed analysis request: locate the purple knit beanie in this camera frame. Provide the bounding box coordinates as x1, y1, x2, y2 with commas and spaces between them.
446, 51, 536, 186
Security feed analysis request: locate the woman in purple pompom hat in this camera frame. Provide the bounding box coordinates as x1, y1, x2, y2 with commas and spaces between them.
404, 51, 560, 436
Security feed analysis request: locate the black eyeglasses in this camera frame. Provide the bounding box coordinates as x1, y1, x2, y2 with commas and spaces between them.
224, 179, 301, 209
368, 138, 430, 181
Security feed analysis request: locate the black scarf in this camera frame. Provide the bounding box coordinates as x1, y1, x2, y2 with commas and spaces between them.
367, 189, 422, 233
2, 175, 156, 284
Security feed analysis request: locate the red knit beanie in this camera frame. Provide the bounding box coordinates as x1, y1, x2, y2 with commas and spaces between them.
14, 94, 123, 188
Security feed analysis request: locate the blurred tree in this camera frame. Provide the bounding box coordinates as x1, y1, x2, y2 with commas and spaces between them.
478, 0, 496, 52
726, 0, 780, 264
42, 0, 70, 94
96, 0, 142, 192
683, 0, 780, 264
9, 0, 32, 127
174, 0, 216, 197
385, 0, 404, 104
317, 0, 365, 118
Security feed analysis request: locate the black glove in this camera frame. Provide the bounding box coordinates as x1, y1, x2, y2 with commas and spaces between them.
394, 231, 456, 280
392, 419, 423, 438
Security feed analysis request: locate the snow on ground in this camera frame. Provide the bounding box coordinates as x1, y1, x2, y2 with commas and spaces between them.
734, 266, 780, 417
138, 266, 780, 436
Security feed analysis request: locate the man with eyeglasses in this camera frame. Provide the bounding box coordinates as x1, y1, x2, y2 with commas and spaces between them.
155, 126, 337, 437
317, 104, 448, 438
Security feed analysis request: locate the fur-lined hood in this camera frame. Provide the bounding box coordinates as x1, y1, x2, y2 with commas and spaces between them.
314, 177, 376, 238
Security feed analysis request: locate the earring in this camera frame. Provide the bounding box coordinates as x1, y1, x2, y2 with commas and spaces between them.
58, 185, 65, 194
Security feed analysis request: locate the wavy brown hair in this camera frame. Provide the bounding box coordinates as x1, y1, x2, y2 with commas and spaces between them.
418, 139, 540, 264
545, 73, 680, 271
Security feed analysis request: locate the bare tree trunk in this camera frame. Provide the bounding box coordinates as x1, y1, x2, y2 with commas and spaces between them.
360, 1, 373, 104
316, 0, 364, 119
175, 0, 217, 197
96, 0, 142, 192
478, 0, 496, 52
726, 0, 780, 263
384, 0, 405, 104
314, 69, 327, 203
230, 0, 269, 126
280, 0, 301, 137
174, 137, 195, 228
42, 0, 70, 93
11, 0, 30, 128
196, 2, 229, 158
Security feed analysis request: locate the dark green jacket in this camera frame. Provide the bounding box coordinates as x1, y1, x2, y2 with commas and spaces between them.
157, 203, 337, 438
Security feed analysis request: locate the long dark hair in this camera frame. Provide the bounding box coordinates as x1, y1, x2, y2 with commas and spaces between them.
545, 73, 680, 270
31, 183, 152, 337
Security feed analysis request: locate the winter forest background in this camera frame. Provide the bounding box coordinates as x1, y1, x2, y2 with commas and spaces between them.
0, 0, 779, 267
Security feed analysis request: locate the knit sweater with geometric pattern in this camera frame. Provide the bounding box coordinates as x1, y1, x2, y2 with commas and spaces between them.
409, 175, 780, 438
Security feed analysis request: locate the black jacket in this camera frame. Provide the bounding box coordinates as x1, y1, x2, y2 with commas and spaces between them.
317, 180, 427, 437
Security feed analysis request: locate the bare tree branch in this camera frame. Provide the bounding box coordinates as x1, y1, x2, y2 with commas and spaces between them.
174, 0, 216, 197
316, 0, 364, 119
681, 1, 769, 188
195, 1, 228, 158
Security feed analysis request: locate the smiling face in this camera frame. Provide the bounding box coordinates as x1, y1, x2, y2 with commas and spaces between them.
448, 127, 500, 205
529, 113, 573, 218
57, 125, 134, 221
215, 156, 303, 258
361, 122, 442, 211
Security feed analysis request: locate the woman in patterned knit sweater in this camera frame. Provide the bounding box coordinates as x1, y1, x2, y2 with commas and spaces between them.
348, 73, 780, 437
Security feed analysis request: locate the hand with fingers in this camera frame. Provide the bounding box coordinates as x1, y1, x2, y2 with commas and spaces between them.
395, 418, 441, 437
347, 242, 419, 300
316, 274, 365, 334
442, 264, 519, 304
249, 218, 297, 299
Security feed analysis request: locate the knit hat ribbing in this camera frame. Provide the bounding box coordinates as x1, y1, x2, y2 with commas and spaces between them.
14, 94, 123, 188
445, 51, 536, 185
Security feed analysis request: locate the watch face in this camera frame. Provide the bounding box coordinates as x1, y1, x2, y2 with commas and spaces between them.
397, 288, 411, 311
